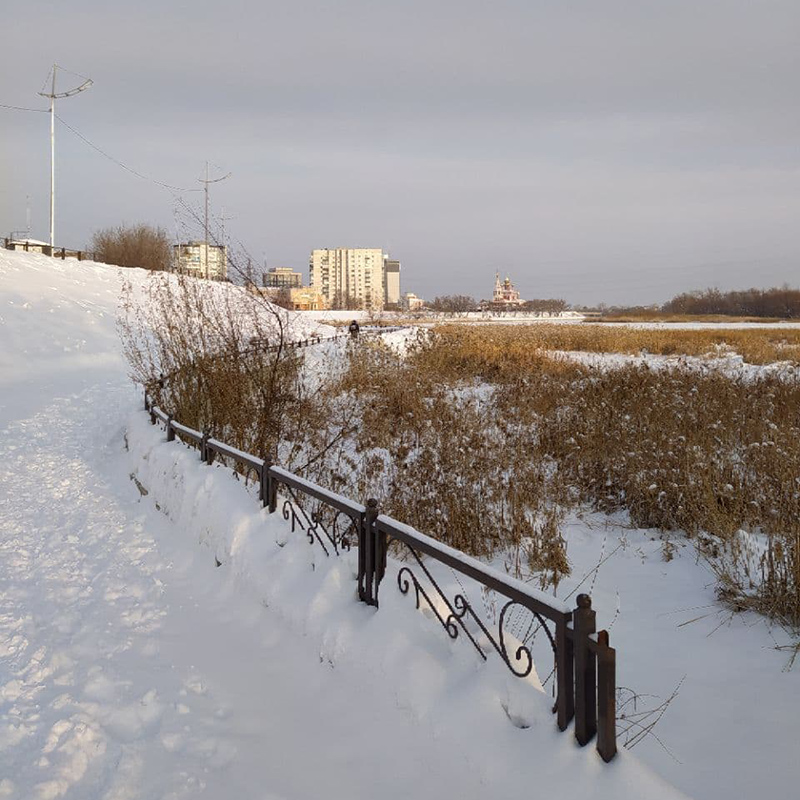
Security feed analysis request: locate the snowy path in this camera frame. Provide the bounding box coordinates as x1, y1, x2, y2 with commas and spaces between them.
0, 382, 503, 799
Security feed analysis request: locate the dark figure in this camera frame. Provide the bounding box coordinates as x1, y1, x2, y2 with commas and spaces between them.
348, 320, 360, 338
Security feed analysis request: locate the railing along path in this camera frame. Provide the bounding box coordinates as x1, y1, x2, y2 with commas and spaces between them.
143, 332, 618, 762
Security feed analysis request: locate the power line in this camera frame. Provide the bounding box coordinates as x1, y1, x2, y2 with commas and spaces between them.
0, 102, 48, 113
54, 113, 202, 193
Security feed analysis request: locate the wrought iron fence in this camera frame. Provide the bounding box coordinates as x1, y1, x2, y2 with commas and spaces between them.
142, 336, 618, 762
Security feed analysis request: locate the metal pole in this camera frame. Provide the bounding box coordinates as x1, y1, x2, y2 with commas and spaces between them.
49, 67, 56, 248
204, 161, 209, 279
574, 593, 597, 746
38, 65, 92, 251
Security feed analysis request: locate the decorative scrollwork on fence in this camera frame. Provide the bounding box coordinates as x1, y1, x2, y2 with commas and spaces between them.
395, 543, 556, 680
279, 488, 357, 557
243, 465, 260, 490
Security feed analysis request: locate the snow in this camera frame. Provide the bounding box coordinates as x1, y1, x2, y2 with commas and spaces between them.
550, 349, 799, 380
0, 247, 795, 799
122, 410, 685, 800
594, 321, 800, 329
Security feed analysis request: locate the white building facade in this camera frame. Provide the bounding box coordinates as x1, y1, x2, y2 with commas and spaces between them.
173, 242, 227, 281
401, 292, 424, 311
310, 248, 394, 310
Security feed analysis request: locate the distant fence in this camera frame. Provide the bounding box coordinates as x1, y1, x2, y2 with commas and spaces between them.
143, 334, 618, 761
3, 238, 101, 262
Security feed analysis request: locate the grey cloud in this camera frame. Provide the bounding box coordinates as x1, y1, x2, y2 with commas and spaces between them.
2, 0, 798, 305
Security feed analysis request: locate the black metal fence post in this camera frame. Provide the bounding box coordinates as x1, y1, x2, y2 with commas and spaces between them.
364, 498, 380, 605
267, 465, 278, 513
555, 613, 575, 731
574, 593, 597, 746
357, 507, 371, 604
375, 526, 387, 590
261, 458, 277, 512
596, 630, 617, 762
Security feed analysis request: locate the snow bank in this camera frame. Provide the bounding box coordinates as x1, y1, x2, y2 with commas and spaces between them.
0, 248, 333, 420
124, 409, 687, 799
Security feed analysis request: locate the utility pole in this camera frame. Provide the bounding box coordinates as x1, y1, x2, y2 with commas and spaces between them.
38, 64, 92, 248
198, 162, 230, 279
49, 69, 54, 246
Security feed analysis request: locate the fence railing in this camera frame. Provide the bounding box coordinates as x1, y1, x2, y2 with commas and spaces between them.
3, 237, 100, 261
142, 337, 618, 762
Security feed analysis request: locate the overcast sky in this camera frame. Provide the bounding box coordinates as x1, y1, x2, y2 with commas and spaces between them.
2, 0, 798, 305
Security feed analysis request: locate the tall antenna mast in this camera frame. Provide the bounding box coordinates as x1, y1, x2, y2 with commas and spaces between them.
38, 64, 93, 247
198, 161, 230, 278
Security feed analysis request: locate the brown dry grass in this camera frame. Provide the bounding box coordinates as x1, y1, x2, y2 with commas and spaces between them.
120, 284, 800, 625
415, 323, 800, 369
118, 272, 359, 482
341, 327, 800, 625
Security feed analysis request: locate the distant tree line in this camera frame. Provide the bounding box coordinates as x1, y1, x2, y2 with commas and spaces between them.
427, 295, 569, 314
428, 295, 477, 313
662, 286, 800, 318
520, 298, 568, 313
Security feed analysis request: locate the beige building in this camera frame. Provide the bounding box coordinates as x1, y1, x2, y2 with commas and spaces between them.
173, 242, 227, 281
286, 287, 327, 311
384, 259, 401, 308
401, 292, 424, 311
310, 248, 389, 310
255, 285, 327, 311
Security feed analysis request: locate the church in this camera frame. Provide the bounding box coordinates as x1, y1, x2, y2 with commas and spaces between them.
492, 272, 524, 306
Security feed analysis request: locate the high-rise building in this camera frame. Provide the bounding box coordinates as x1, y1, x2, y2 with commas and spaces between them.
384, 259, 401, 308
173, 242, 227, 281
310, 248, 389, 310
263, 267, 303, 289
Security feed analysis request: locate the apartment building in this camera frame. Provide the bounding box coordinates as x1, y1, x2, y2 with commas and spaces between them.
173, 241, 227, 281
310, 248, 396, 310
263, 267, 303, 289
384, 259, 401, 308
